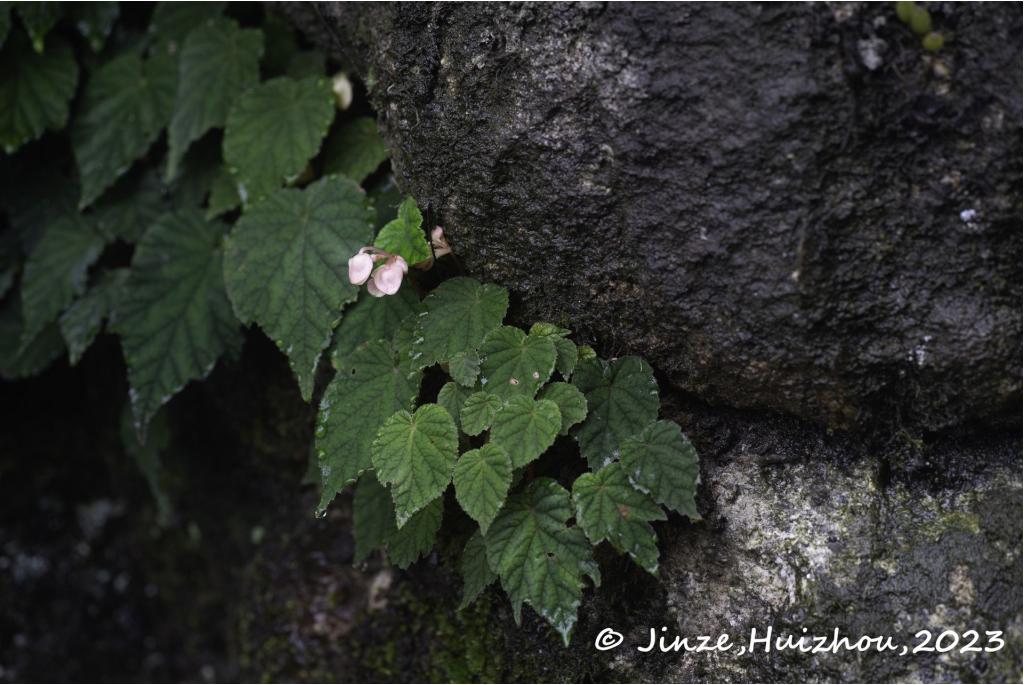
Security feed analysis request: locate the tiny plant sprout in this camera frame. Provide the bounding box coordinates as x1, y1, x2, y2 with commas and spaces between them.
922, 32, 945, 52
909, 5, 932, 35
332, 72, 353, 111
894, 1, 915, 22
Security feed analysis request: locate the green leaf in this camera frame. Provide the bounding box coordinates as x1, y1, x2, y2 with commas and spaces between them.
0, 33, 78, 153
315, 340, 421, 513
490, 395, 561, 468
454, 443, 512, 534
113, 209, 242, 437
484, 478, 596, 645
59, 268, 129, 365
19, 213, 105, 351
91, 169, 168, 243
620, 420, 700, 519
459, 530, 496, 609
0, 296, 65, 379
392, 310, 418, 365
412, 277, 508, 369
437, 381, 474, 433
459, 391, 502, 437
528, 323, 577, 377
166, 18, 264, 178
70, 2, 119, 52
373, 196, 431, 266
371, 404, 458, 527
554, 339, 578, 378
223, 176, 373, 400
168, 133, 221, 208
448, 350, 480, 387
322, 116, 389, 183
329, 287, 420, 371
16, 2, 61, 52
149, 2, 225, 48
571, 462, 666, 574
571, 356, 659, 469
528, 323, 569, 338
538, 382, 588, 435
72, 50, 177, 208
479, 326, 556, 400
388, 496, 443, 569
205, 166, 240, 218
578, 344, 597, 362
223, 76, 335, 204
353, 472, 396, 564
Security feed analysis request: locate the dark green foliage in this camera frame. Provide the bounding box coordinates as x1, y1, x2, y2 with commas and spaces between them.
0, 2, 700, 649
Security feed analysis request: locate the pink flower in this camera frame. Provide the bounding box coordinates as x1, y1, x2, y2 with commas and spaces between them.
372, 256, 408, 295
366, 277, 384, 297
431, 226, 451, 258
348, 251, 374, 285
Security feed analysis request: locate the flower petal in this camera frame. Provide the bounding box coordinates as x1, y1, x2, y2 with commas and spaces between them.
373, 261, 404, 295
348, 252, 374, 285
366, 277, 385, 297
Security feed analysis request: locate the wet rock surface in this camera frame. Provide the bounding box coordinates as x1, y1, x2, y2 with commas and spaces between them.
233, 399, 1022, 682
286, 1, 1022, 432
1, 333, 1020, 682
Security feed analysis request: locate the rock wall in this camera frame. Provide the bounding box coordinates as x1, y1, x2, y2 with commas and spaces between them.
273, 3, 1024, 682
287, 1, 1022, 432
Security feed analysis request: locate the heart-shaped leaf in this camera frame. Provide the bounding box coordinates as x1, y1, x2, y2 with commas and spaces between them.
412, 277, 508, 368
437, 381, 474, 432
459, 530, 496, 609
315, 340, 422, 513
329, 287, 420, 371
59, 268, 129, 365
0, 296, 65, 380
454, 443, 512, 534
352, 472, 396, 564
113, 209, 242, 438
529, 322, 578, 378
572, 462, 666, 574
484, 478, 597, 646
447, 350, 480, 387
0, 32, 78, 153
223, 75, 334, 203
571, 356, 659, 469
620, 419, 700, 519
322, 116, 389, 183
72, 49, 177, 208
479, 326, 556, 400
538, 382, 588, 435
490, 395, 561, 468
373, 196, 431, 266
166, 17, 264, 177
19, 213, 105, 351
388, 495, 443, 569
460, 391, 503, 436
371, 403, 458, 526
224, 176, 374, 400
